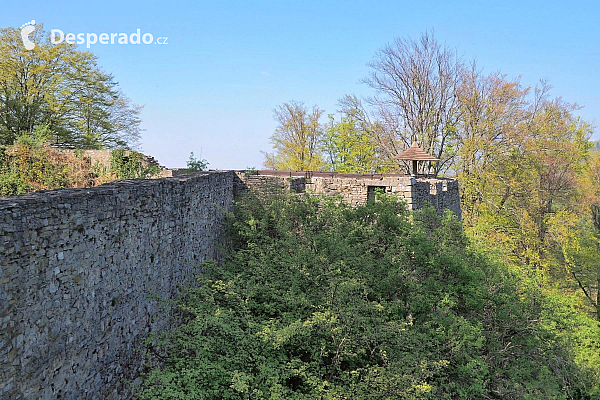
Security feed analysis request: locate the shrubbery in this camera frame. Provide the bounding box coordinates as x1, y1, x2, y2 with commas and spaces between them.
185, 152, 209, 172
109, 148, 161, 180
0, 129, 160, 196
0, 130, 97, 196
140, 192, 600, 399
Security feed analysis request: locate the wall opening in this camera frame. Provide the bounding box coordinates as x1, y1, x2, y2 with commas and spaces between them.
367, 186, 386, 202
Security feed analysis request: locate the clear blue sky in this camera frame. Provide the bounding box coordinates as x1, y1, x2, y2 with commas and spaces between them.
3, 0, 599, 168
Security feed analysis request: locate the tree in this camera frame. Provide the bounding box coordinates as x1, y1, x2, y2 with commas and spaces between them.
323, 114, 376, 173
186, 151, 209, 171
548, 208, 600, 320
456, 73, 595, 296
263, 101, 325, 171
0, 24, 142, 149
365, 31, 464, 175
547, 150, 600, 320
453, 64, 529, 226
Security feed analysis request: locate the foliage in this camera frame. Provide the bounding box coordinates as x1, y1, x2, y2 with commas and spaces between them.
109, 149, 161, 180
322, 114, 377, 173
547, 207, 600, 320
0, 24, 142, 149
456, 71, 598, 317
0, 126, 162, 196
335, 94, 398, 173
140, 193, 600, 399
186, 152, 209, 171
263, 101, 325, 171
0, 127, 98, 196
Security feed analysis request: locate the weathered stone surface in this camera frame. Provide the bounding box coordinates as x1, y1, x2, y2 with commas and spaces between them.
236, 171, 461, 219
0, 172, 234, 399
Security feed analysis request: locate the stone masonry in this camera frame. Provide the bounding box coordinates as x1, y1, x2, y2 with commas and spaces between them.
237, 171, 461, 219
0, 169, 460, 400
0, 172, 234, 399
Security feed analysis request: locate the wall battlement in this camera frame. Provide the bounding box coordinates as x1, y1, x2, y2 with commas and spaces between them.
0, 170, 460, 399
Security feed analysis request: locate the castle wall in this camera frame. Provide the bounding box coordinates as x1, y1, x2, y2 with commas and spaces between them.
410, 179, 462, 219
0, 172, 234, 399
306, 176, 413, 206
0, 170, 460, 400
236, 171, 461, 218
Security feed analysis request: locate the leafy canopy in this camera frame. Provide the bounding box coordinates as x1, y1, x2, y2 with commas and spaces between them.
0, 24, 142, 149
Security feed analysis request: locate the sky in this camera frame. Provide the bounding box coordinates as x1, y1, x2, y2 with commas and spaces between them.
3, 0, 600, 168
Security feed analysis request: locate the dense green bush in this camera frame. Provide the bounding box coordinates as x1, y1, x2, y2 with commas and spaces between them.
0, 130, 96, 196
109, 148, 161, 179
140, 193, 600, 399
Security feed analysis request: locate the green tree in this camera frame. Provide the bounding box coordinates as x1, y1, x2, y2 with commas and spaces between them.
263, 101, 325, 171
323, 114, 377, 173
0, 24, 142, 148
454, 68, 598, 319
548, 209, 600, 320
454, 64, 530, 226
545, 150, 600, 320
186, 151, 209, 171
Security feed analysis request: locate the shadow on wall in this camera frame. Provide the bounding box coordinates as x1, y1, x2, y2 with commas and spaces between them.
0, 171, 234, 399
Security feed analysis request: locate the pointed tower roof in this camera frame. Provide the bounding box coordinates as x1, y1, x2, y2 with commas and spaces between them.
394, 141, 439, 161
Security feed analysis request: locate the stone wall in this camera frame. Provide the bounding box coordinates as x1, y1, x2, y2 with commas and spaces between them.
233, 173, 305, 195
236, 171, 461, 218
0, 169, 461, 400
306, 176, 412, 206
411, 179, 462, 219
0, 171, 234, 399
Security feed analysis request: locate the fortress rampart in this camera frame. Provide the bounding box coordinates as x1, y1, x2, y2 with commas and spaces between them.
0, 170, 459, 399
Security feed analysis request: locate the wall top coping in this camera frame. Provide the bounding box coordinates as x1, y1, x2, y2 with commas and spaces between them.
0, 169, 458, 210
235, 169, 457, 181
0, 170, 232, 210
